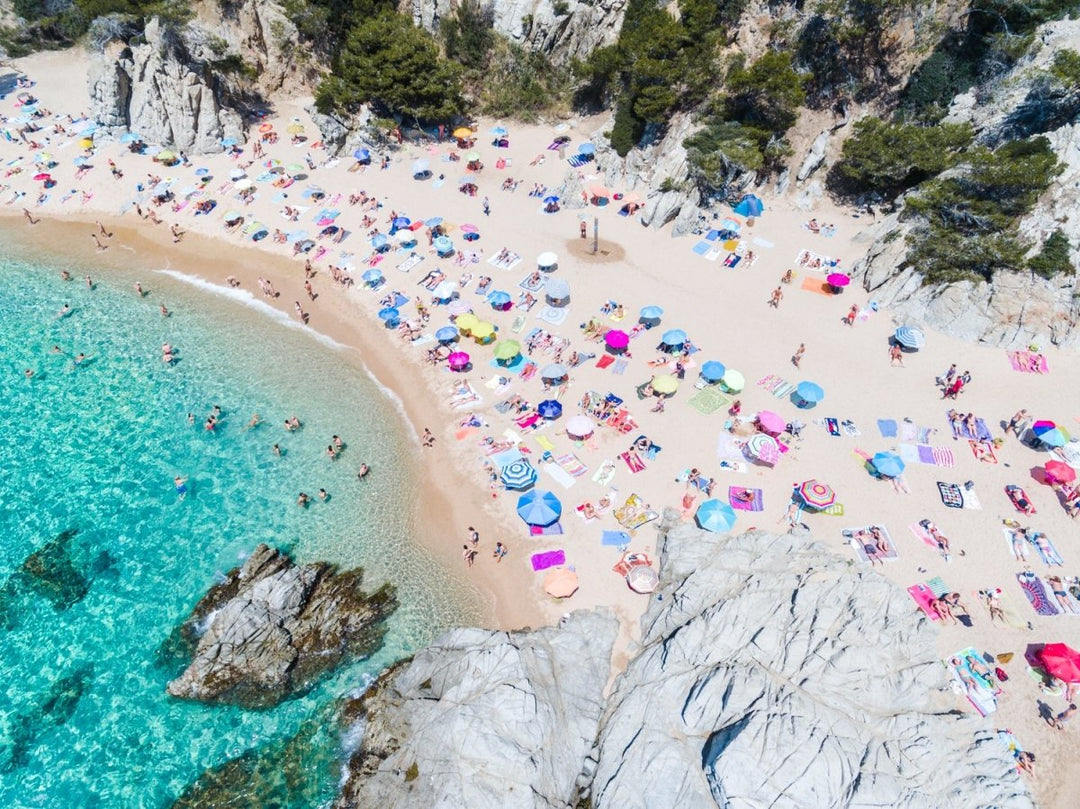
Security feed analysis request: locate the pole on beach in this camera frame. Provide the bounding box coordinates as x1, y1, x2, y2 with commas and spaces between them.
592, 217, 598, 254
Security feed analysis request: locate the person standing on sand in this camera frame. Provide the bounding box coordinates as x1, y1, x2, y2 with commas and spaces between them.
463, 544, 478, 567
493, 542, 507, 562
1007, 408, 1028, 437
95, 221, 112, 239
482, 196, 490, 216
1052, 704, 1076, 730
23, 208, 38, 225
422, 428, 436, 447
889, 344, 904, 366
171, 224, 184, 243
467, 526, 479, 547
792, 343, 805, 369
769, 287, 783, 308
579, 221, 587, 239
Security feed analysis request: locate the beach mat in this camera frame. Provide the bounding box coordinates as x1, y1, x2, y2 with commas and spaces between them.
728, 486, 764, 511
946, 648, 1000, 716
937, 482, 964, 508
530, 521, 564, 536
846, 525, 898, 564
974, 588, 1027, 629
1008, 350, 1048, 374
687, 386, 730, 415
800, 276, 833, 295
530, 549, 565, 571
542, 461, 576, 489
1016, 571, 1059, 615
601, 530, 631, 547
877, 419, 898, 438
908, 584, 939, 620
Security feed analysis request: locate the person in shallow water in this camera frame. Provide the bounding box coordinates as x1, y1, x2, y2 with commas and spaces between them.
174, 475, 188, 499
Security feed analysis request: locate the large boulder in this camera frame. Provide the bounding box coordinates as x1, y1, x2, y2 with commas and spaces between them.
589, 515, 1033, 809
166, 544, 397, 709
335, 610, 618, 809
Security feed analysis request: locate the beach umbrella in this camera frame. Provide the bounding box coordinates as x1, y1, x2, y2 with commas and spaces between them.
756, 410, 786, 436
411, 158, 430, 175
827, 272, 850, 288
652, 374, 680, 396
371, 233, 389, 251
542, 195, 560, 205
460, 223, 479, 233
233, 178, 254, 190
639, 305, 663, 325
465, 150, 481, 162
353, 147, 370, 161
377, 306, 400, 321
447, 351, 470, 370
871, 452, 905, 478
626, 565, 659, 594
33, 172, 50, 181
490, 126, 509, 136
543, 569, 579, 599
395, 230, 418, 244
229, 168, 247, 180
362, 268, 383, 285
455, 313, 479, 333
893, 326, 925, 350
700, 361, 726, 382
605, 330, 630, 351
72, 155, 90, 167
565, 416, 595, 440
79, 138, 95, 150
696, 499, 737, 533
453, 127, 473, 138
795, 381, 824, 404
1040, 428, 1070, 448
286, 229, 309, 242
424, 216, 443, 227
195, 167, 210, 176
721, 369, 745, 393
541, 363, 568, 381
1039, 643, 1080, 684
432, 280, 457, 301
589, 185, 610, 202
435, 325, 459, 343
433, 236, 454, 255
746, 433, 780, 465
797, 480, 836, 510
660, 329, 687, 348
493, 339, 522, 361
471, 322, 495, 341
1032, 420, 1059, 437
537, 399, 563, 420
487, 290, 512, 309
156, 150, 176, 162
537, 251, 558, 271
501, 458, 537, 491
733, 194, 764, 218
1045, 460, 1076, 484
446, 299, 472, 316
259, 123, 274, 133
517, 489, 561, 527
286, 123, 305, 134
221, 137, 238, 147
223, 210, 243, 223
577, 143, 596, 155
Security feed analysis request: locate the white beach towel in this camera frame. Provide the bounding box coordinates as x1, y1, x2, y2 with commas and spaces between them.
543, 461, 576, 489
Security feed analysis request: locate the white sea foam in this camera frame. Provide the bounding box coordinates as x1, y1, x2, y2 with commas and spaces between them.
156, 268, 346, 350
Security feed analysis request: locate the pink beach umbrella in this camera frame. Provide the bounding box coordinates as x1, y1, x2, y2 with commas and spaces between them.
755, 410, 786, 436
827, 272, 850, 287
447, 351, 470, 371
461, 223, 479, 233
605, 329, 630, 352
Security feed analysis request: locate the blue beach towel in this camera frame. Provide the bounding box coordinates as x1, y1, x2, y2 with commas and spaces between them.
602, 530, 631, 547
692, 241, 711, 256
877, 419, 898, 438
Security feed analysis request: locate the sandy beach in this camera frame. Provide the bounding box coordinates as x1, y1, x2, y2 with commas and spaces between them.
6, 46, 1080, 806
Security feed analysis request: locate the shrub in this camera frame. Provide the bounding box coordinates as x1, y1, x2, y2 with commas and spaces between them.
441, 0, 494, 70
1050, 49, 1080, 87
476, 40, 570, 121
1029, 229, 1075, 278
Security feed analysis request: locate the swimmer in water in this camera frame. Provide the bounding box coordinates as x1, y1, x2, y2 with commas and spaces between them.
174, 475, 188, 499
246, 413, 261, 430
160, 303, 170, 317
57, 304, 71, 318
73, 352, 86, 366
24, 369, 35, 379
318, 488, 328, 501
357, 463, 370, 481
272, 443, 281, 457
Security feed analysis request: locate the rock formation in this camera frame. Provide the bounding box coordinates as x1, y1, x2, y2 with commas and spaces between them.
166, 544, 397, 709
1, 664, 94, 772
335, 518, 1030, 808
335, 610, 618, 808
411, 0, 627, 65
88, 17, 245, 153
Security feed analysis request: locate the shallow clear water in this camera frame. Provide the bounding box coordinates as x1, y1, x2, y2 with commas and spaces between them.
0, 250, 477, 807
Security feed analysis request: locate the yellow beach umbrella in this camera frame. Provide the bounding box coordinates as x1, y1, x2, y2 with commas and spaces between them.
455, 313, 478, 333
453, 127, 472, 138
156, 149, 176, 161
652, 374, 680, 395
493, 339, 521, 360
471, 322, 495, 341
286, 123, 305, 134
78, 138, 94, 150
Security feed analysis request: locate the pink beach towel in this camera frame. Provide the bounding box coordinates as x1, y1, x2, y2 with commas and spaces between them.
530, 549, 565, 571
728, 487, 764, 511
619, 450, 646, 473
908, 584, 940, 620
1008, 350, 1048, 374
908, 523, 939, 550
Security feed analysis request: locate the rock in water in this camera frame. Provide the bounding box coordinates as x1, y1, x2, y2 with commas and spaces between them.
18, 528, 89, 610
590, 516, 1033, 809
335, 610, 618, 809
166, 545, 397, 709
1, 664, 94, 772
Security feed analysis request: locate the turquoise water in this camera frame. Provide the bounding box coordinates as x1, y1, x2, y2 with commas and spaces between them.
0, 246, 478, 807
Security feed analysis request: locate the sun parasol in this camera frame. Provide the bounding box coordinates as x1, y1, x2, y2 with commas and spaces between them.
565, 416, 595, 439
660, 329, 686, 347
433, 236, 454, 254
626, 565, 659, 594
696, 499, 736, 533
377, 306, 400, 321
538, 251, 558, 269
795, 381, 824, 404
453, 127, 473, 138
432, 281, 457, 301
652, 374, 679, 395
538, 400, 563, 419
605, 330, 630, 351
1045, 460, 1076, 484
435, 325, 458, 343
639, 305, 663, 325
487, 290, 512, 308
543, 568, 579, 598
746, 433, 780, 465
871, 451, 905, 478
447, 351, 470, 370
721, 369, 745, 393
700, 361, 726, 382
493, 339, 521, 361
541, 363, 568, 380
454, 313, 478, 333
797, 480, 836, 510
501, 458, 537, 491
517, 489, 561, 526
755, 410, 786, 435
286, 123, 305, 134
893, 326, 925, 350
446, 299, 472, 316
471, 321, 495, 339
1038, 643, 1080, 683
827, 273, 850, 288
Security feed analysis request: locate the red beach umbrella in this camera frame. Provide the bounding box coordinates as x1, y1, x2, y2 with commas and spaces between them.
34, 172, 51, 181
258, 123, 273, 133
1039, 643, 1080, 683
1045, 460, 1076, 484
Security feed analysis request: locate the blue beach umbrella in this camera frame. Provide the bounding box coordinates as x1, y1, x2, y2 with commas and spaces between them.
696, 499, 737, 533
1040, 428, 1069, 448
392, 216, 411, 230
733, 194, 764, 218
433, 236, 454, 255
517, 489, 562, 527
221, 137, 238, 147
286, 230, 309, 242
893, 326, 925, 350
435, 326, 459, 343
378, 306, 400, 321
119, 132, 140, 143
424, 216, 443, 227
501, 459, 537, 491
537, 399, 563, 419
490, 126, 509, 136
871, 452, 905, 478
362, 268, 383, 285
73, 156, 89, 167
543, 195, 560, 204
540, 363, 568, 381
639, 305, 663, 320
371, 234, 389, 251
700, 361, 726, 382
354, 148, 371, 162
661, 329, 687, 347
795, 381, 824, 403
577, 143, 596, 155
195, 167, 210, 176
487, 290, 512, 308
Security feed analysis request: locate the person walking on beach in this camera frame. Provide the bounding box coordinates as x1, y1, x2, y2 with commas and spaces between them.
96, 221, 112, 239
467, 526, 479, 547
1052, 704, 1077, 730
493, 542, 508, 562
91, 233, 108, 251
23, 208, 38, 225
845, 304, 858, 326
792, 343, 805, 369
579, 220, 587, 239
1007, 408, 1029, 438
462, 544, 478, 567
422, 428, 435, 447
171, 224, 184, 243
482, 196, 490, 216
769, 287, 783, 308
305, 281, 315, 301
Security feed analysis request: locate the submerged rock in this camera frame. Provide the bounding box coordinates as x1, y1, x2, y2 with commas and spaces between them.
1, 663, 94, 772
335, 610, 618, 809
166, 544, 397, 709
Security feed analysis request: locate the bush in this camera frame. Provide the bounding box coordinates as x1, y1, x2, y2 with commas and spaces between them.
441, 0, 493, 70
1050, 49, 1080, 87
725, 50, 807, 134
828, 118, 973, 199
1029, 229, 1075, 278
476, 40, 570, 121
609, 101, 643, 156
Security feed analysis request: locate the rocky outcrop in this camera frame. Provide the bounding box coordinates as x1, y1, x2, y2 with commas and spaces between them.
337, 520, 1030, 808
411, 0, 626, 65
195, 0, 307, 95
166, 544, 397, 709
335, 610, 618, 809
88, 17, 245, 153
590, 516, 1032, 808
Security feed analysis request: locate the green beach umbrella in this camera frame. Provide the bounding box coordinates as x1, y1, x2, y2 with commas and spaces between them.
494, 340, 521, 361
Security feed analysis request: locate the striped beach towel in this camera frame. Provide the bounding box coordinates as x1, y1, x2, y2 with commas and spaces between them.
556, 453, 588, 477
926, 576, 949, 597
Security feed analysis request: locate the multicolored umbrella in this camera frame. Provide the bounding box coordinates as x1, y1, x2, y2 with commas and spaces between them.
626, 565, 659, 594
700, 361, 726, 382
501, 458, 537, 490
696, 499, 737, 533
1040, 428, 1070, 448
1032, 420, 1059, 436
746, 433, 780, 465
1038, 643, 1080, 683
543, 568, 579, 598
871, 452, 905, 478
1045, 460, 1076, 484
517, 489, 561, 526
797, 480, 836, 510
538, 399, 563, 419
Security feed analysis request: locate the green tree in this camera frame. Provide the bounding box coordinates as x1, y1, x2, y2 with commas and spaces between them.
1028, 229, 1075, 278
441, 0, 494, 69
725, 51, 807, 133
316, 12, 463, 123
1050, 49, 1080, 87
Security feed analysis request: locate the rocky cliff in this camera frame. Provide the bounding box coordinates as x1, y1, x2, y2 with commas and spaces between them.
165, 544, 397, 709
336, 518, 1031, 808
410, 0, 626, 65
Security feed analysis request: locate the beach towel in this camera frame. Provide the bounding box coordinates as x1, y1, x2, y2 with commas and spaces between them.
926, 576, 949, 598
534, 435, 555, 453
825, 418, 840, 436
947, 649, 1000, 716
1016, 571, 1059, 615
537, 306, 568, 326
969, 440, 998, 464
937, 482, 964, 508
692, 241, 712, 256
728, 487, 764, 511
556, 453, 588, 477
595, 355, 615, 369
896, 444, 920, 465
614, 495, 659, 531
1005, 484, 1036, 514
800, 276, 833, 295
1001, 527, 1031, 563
612, 552, 653, 576
908, 584, 940, 620
772, 382, 796, 399
909, 522, 940, 550
542, 462, 576, 489
619, 450, 646, 473
997, 730, 1025, 765
841, 420, 861, 437
687, 387, 729, 415
846, 525, 898, 564
820, 503, 845, 516
396, 253, 423, 273
757, 374, 781, 392
961, 485, 983, 510
1007, 350, 1048, 374
601, 530, 631, 547
1028, 531, 1064, 567
490, 448, 523, 467
917, 445, 935, 464
519, 362, 538, 381
610, 358, 628, 375
932, 446, 955, 467
530, 549, 566, 571
530, 522, 564, 536
899, 421, 919, 442
974, 588, 1027, 629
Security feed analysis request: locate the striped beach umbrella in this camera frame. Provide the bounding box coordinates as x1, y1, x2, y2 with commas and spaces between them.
501, 459, 537, 491
893, 326, 925, 349
797, 480, 836, 510
696, 499, 736, 533
746, 433, 780, 465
